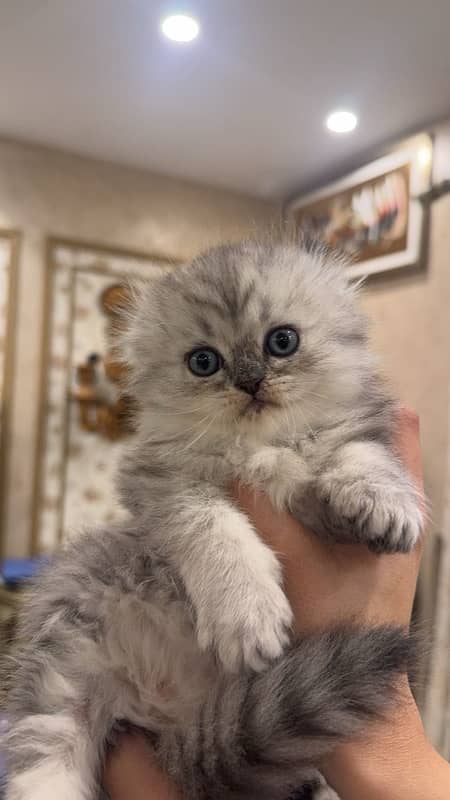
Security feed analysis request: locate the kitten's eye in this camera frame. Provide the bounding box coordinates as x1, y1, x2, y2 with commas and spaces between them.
265, 327, 299, 358
187, 348, 222, 377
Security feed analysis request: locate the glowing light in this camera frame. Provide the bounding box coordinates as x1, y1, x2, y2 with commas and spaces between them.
326, 110, 358, 134
161, 14, 200, 43
417, 146, 432, 168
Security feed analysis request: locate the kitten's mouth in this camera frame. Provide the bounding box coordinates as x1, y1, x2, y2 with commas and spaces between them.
242, 396, 276, 416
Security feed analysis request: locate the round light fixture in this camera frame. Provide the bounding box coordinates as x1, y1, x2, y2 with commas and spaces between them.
326, 110, 358, 134
161, 14, 200, 43
417, 145, 432, 168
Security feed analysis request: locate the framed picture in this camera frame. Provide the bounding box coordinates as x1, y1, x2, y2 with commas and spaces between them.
32, 238, 176, 554
289, 138, 433, 278
0, 230, 20, 551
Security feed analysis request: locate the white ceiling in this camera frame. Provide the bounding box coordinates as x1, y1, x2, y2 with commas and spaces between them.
1, 0, 449, 199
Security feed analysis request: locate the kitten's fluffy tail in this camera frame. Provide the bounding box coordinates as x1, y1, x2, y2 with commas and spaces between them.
160, 626, 412, 800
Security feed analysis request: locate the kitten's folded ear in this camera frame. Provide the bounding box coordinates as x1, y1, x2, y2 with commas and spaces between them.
280, 224, 359, 293
108, 271, 166, 379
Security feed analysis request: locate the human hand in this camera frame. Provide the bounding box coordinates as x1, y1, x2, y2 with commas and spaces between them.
105, 408, 450, 800
235, 407, 450, 800
103, 732, 182, 800
233, 406, 424, 636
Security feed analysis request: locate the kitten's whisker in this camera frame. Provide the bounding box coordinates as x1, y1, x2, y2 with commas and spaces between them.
150, 407, 208, 416
294, 402, 316, 440
158, 412, 215, 456
285, 399, 298, 440
182, 413, 218, 452
281, 405, 292, 440
287, 401, 297, 439
304, 390, 331, 402
161, 411, 219, 458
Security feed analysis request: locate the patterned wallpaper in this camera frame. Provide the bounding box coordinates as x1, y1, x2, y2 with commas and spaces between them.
34, 241, 171, 553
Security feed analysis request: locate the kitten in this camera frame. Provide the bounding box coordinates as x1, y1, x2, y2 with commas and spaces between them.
2, 238, 422, 800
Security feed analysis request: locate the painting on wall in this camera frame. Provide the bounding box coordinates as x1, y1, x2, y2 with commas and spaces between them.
32, 239, 175, 554
289, 137, 433, 279
0, 230, 19, 547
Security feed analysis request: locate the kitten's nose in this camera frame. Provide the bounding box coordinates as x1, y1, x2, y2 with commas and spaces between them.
236, 379, 262, 396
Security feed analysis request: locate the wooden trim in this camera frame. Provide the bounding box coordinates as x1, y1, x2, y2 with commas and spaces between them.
0, 229, 21, 559
46, 236, 179, 267
57, 268, 76, 546
30, 238, 55, 554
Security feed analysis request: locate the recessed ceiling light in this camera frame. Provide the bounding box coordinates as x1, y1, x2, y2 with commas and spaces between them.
417, 145, 432, 168
326, 110, 358, 134
161, 14, 200, 43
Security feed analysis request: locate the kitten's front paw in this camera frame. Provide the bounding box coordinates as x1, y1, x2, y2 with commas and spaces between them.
243, 447, 310, 512
196, 578, 293, 673
317, 478, 423, 553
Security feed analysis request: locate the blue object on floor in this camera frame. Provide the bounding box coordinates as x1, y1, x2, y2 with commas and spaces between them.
0, 557, 49, 586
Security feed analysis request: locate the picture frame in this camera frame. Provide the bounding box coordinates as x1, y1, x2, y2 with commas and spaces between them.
0, 229, 20, 554
288, 137, 433, 279
31, 238, 177, 554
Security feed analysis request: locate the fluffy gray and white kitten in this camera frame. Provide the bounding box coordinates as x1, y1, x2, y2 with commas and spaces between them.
3, 238, 423, 800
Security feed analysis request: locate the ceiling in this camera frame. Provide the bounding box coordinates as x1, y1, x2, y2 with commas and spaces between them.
1, 0, 449, 199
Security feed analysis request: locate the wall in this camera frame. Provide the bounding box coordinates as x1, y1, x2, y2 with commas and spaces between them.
2, 127, 449, 560
0, 138, 277, 557
361, 124, 450, 537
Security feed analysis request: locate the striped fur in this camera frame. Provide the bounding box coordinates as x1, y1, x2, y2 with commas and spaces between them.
3, 238, 422, 799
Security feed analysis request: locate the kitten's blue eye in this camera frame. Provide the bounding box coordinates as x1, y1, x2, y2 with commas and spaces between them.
265, 327, 299, 358
187, 348, 222, 377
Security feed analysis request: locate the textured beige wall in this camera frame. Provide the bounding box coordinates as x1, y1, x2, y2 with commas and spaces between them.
0, 138, 277, 557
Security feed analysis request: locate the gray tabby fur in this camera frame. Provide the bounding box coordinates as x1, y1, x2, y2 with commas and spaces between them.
2, 237, 422, 800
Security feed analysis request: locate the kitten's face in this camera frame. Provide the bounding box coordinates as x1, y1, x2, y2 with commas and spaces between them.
127, 240, 368, 443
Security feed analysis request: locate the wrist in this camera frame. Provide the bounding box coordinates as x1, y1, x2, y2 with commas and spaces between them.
322, 684, 449, 800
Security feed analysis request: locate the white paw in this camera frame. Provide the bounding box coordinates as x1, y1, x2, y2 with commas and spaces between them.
318, 478, 424, 553
314, 787, 341, 800
6, 759, 89, 800
366, 490, 424, 553
244, 447, 309, 511
196, 574, 293, 672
